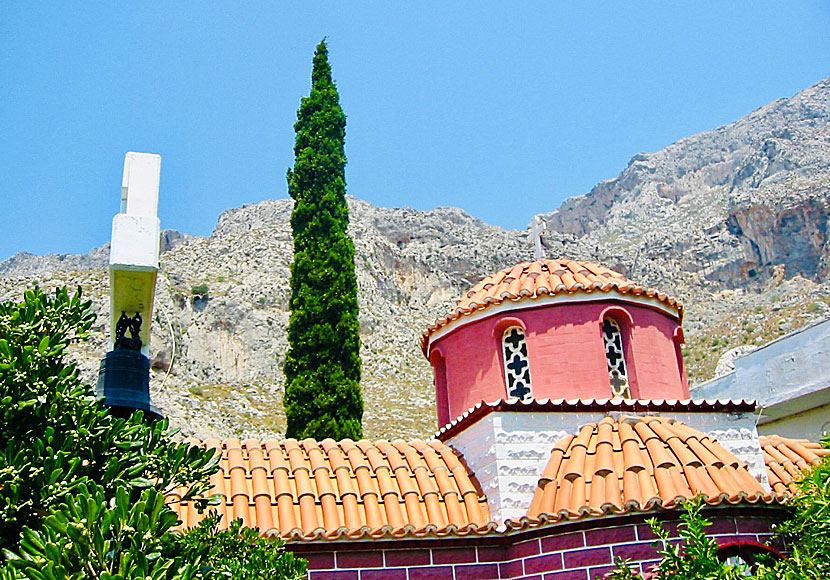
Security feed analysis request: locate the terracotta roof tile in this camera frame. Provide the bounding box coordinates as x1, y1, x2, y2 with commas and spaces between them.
168, 430, 826, 542
760, 434, 830, 495
422, 258, 683, 354
526, 416, 775, 522
170, 438, 491, 539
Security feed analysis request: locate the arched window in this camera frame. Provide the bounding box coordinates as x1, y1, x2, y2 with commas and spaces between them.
602, 318, 631, 399
502, 326, 533, 401
431, 352, 450, 427
717, 542, 783, 572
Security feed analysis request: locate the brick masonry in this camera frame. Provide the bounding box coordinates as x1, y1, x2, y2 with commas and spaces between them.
292, 513, 784, 579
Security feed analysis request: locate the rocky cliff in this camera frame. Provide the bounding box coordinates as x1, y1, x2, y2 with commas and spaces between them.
540, 78, 830, 295
2, 77, 829, 440
0, 199, 533, 441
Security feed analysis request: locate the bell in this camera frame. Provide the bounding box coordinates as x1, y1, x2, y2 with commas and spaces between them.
96, 349, 162, 421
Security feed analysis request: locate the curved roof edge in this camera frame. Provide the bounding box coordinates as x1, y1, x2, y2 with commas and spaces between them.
523, 416, 780, 525
435, 398, 759, 441
421, 258, 683, 356
163, 430, 826, 542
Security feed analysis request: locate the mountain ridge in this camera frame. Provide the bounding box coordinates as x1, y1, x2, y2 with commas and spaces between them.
2, 77, 829, 440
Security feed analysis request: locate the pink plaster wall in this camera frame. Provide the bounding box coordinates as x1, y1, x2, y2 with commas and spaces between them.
429, 300, 688, 424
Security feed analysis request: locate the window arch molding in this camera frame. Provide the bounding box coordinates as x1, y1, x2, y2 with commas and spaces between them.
598, 305, 634, 327
497, 320, 533, 402
492, 316, 527, 336
429, 347, 450, 426
673, 326, 689, 395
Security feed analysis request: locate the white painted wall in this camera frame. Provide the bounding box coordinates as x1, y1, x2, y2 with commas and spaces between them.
759, 404, 830, 441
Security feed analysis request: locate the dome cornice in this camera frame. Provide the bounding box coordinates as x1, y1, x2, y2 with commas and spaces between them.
421, 258, 683, 355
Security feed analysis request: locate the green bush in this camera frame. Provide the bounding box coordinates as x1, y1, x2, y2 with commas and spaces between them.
169, 513, 306, 580
756, 452, 830, 579
0, 286, 305, 580
190, 284, 209, 296
610, 452, 830, 580
609, 498, 747, 580
5, 483, 199, 580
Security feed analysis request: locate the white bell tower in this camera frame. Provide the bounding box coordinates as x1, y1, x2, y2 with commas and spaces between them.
96, 152, 163, 419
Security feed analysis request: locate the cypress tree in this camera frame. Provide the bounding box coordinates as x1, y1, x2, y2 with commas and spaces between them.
283, 40, 363, 440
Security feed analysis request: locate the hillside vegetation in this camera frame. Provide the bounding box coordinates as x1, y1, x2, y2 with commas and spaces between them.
2, 78, 829, 439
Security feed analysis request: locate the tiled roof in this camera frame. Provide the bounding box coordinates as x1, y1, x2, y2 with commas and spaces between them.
435, 398, 758, 441
525, 416, 778, 522
168, 437, 493, 541
761, 434, 830, 495
421, 258, 683, 353
165, 428, 827, 541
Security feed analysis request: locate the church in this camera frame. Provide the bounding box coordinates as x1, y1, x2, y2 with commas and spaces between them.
105, 153, 828, 579
167, 257, 827, 579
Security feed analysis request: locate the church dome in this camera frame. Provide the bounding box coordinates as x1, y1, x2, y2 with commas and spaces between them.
422, 258, 689, 426
421, 258, 682, 355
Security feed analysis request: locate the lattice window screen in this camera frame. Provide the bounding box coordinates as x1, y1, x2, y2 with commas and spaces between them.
502, 326, 533, 401
602, 318, 631, 398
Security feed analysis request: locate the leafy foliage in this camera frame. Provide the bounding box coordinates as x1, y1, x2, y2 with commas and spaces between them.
610, 453, 830, 580
0, 286, 305, 580
752, 453, 830, 579
169, 513, 306, 580
5, 483, 197, 580
609, 498, 747, 580
283, 39, 363, 440
0, 287, 216, 554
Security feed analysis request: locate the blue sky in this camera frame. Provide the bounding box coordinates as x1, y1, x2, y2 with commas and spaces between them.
1, 2, 828, 261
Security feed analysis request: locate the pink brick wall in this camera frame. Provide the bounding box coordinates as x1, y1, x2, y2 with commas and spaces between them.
291, 514, 782, 579
431, 300, 686, 423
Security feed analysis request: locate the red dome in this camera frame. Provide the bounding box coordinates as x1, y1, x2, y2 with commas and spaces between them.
421, 258, 682, 356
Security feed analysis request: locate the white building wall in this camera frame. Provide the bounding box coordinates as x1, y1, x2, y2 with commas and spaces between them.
760, 404, 830, 441
694, 319, 830, 440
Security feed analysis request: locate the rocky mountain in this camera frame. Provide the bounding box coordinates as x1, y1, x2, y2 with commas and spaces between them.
0, 199, 534, 441
540, 77, 830, 297
2, 77, 829, 441
0, 230, 193, 277
535, 77, 830, 378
